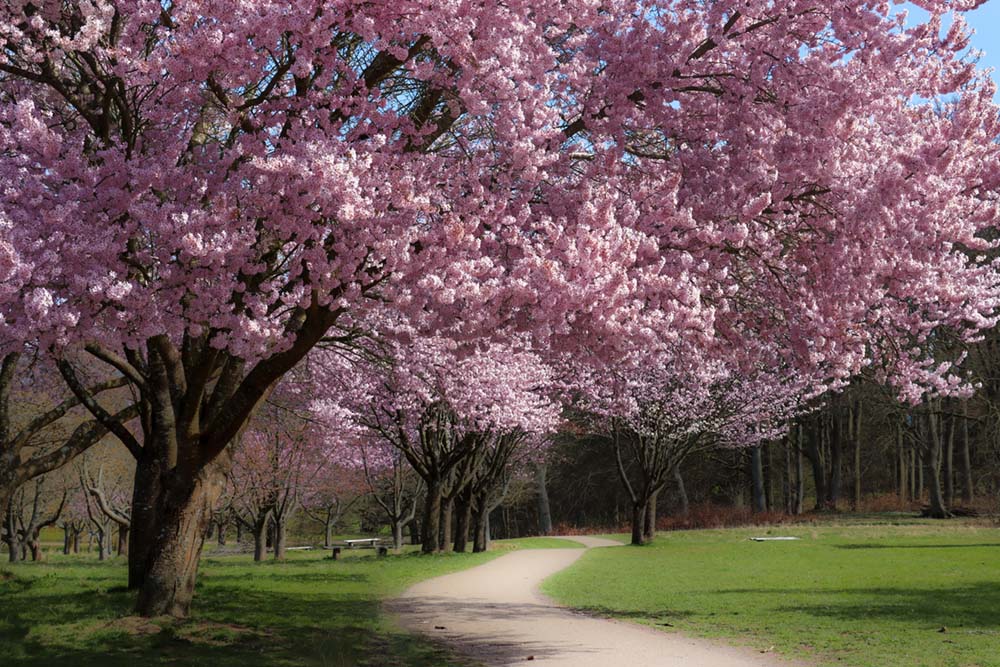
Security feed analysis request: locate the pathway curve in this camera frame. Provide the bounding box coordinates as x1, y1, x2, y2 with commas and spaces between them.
390, 536, 803, 666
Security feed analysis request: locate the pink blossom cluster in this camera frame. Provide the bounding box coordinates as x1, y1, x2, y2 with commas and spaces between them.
0, 0, 997, 429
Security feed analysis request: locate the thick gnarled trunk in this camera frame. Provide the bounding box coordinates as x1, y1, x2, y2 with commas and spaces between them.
128, 450, 164, 589
135, 461, 228, 618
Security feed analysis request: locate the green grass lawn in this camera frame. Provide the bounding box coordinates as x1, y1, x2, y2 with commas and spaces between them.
542, 522, 1000, 667
0, 547, 505, 666
493, 537, 585, 549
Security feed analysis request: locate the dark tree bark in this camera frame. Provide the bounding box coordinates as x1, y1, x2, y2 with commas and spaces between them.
897, 423, 907, 502
851, 401, 862, 510
453, 488, 473, 552
534, 463, 553, 536
944, 411, 955, 506
128, 450, 163, 589
826, 412, 843, 510
803, 420, 826, 511
750, 446, 766, 514
794, 431, 804, 515
960, 401, 974, 504
923, 410, 951, 519
421, 480, 443, 554
273, 517, 287, 560
135, 459, 229, 617
438, 498, 454, 552
630, 501, 647, 546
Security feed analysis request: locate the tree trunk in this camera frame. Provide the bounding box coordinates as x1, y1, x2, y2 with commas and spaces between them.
63, 527, 72, 555
803, 422, 826, 511
453, 493, 472, 553
630, 501, 646, 546
217, 520, 227, 546
944, 412, 955, 506
826, 414, 842, 510
29, 539, 42, 562
852, 402, 862, 510
72, 530, 80, 554
764, 442, 774, 512
135, 462, 227, 618
961, 403, 974, 504
97, 528, 108, 561
751, 446, 766, 513
794, 430, 804, 515
534, 463, 553, 536
117, 525, 129, 557
784, 437, 793, 513
324, 518, 334, 549
924, 411, 950, 519
392, 520, 404, 551
472, 507, 489, 553
236, 521, 244, 544
897, 424, 906, 502
253, 519, 268, 562
421, 481, 443, 554
674, 467, 689, 516
643, 490, 658, 541
484, 511, 492, 551
439, 498, 453, 552
128, 450, 164, 590
917, 448, 925, 500
273, 517, 287, 560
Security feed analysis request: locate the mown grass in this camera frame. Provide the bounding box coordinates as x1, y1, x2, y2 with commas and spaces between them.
542, 521, 1000, 667
1, 547, 504, 666
494, 537, 585, 549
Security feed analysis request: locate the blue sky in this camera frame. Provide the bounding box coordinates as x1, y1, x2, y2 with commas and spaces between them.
900, 1, 1000, 99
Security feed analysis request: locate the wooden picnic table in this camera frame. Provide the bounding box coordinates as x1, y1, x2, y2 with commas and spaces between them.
343, 537, 382, 548
331, 537, 390, 560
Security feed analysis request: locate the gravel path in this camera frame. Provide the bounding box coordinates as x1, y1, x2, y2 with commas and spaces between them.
390, 536, 804, 666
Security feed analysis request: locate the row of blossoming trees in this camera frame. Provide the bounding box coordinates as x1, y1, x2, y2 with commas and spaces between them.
1, 0, 999, 617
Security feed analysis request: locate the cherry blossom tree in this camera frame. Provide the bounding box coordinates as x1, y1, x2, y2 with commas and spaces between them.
314, 334, 559, 553
229, 400, 328, 560
300, 463, 367, 549
571, 345, 806, 545
2, 0, 998, 616
354, 443, 420, 551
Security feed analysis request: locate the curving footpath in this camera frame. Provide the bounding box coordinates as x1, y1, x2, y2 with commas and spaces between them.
390, 536, 802, 666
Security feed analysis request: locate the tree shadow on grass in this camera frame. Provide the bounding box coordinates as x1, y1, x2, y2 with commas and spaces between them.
716, 583, 1000, 628
834, 543, 1000, 550
1, 573, 466, 667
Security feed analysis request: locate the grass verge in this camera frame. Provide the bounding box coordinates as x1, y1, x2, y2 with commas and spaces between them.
542, 522, 1000, 667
